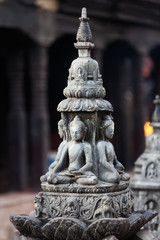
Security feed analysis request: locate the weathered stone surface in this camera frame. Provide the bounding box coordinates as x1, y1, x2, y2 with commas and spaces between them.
82, 218, 130, 240
33, 185, 133, 221
10, 211, 157, 240
41, 180, 130, 193
42, 217, 86, 240
9, 214, 47, 239
57, 98, 113, 112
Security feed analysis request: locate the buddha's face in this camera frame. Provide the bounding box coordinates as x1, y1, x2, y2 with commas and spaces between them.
104, 123, 114, 139
70, 125, 84, 141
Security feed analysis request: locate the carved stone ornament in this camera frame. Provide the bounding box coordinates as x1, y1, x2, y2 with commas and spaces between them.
10, 8, 157, 240
131, 95, 160, 238
10, 210, 157, 240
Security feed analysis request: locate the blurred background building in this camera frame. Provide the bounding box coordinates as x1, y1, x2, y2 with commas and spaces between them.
1, 0, 160, 192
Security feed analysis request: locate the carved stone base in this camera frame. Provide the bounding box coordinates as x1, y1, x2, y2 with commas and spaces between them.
35, 181, 134, 221
10, 210, 157, 240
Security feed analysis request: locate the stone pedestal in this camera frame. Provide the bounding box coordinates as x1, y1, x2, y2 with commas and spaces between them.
35, 181, 133, 221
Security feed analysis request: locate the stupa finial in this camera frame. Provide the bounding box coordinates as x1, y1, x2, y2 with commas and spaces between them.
75, 7, 94, 50
81, 7, 87, 19
151, 95, 160, 128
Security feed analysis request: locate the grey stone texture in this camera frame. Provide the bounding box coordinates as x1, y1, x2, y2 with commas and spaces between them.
10, 210, 157, 240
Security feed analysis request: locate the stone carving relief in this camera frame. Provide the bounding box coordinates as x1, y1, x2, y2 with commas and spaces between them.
145, 162, 158, 180
34, 195, 43, 218
68, 57, 100, 83
63, 86, 106, 99
34, 189, 134, 221
10, 210, 157, 240
57, 98, 113, 112
75, 67, 84, 81
41, 115, 130, 187
62, 197, 80, 218
93, 196, 115, 219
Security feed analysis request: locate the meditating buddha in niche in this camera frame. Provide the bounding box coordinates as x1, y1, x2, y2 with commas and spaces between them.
47, 116, 98, 185
97, 115, 130, 183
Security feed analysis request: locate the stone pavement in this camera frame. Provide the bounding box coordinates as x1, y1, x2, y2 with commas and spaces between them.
0, 191, 37, 240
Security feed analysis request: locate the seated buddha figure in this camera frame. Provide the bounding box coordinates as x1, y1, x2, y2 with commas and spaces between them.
40, 118, 67, 183
97, 115, 130, 184
47, 116, 98, 185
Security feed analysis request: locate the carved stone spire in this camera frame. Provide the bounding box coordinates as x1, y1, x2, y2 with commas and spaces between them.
151, 95, 160, 128
58, 8, 112, 112
76, 8, 92, 43
75, 7, 94, 58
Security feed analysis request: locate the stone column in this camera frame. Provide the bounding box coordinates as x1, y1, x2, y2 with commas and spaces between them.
7, 47, 27, 190
29, 44, 49, 189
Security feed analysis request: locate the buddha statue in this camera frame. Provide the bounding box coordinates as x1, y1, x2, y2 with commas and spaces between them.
47, 116, 98, 185
97, 115, 130, 183
40, 118, 67, 183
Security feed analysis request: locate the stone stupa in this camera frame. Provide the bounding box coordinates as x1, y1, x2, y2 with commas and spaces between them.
131, 95, 160, 239
10, 8, 156, 240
